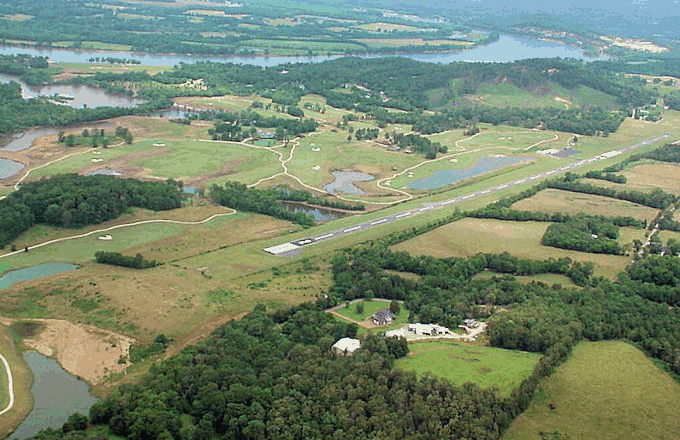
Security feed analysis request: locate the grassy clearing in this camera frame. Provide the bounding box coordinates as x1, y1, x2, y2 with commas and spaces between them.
357, 38, 471, 48
512, 188, 661, 222
357, 23, 425, 32
391, 218, 630, 279
503, 341, 680, 440
0, 324, 33, 440
57, 62, 170, 76
396, 341, 541, 396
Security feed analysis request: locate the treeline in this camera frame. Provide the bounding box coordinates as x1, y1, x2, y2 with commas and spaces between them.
0, 174, 184, 248
271, 186, 365, 211
209, 182, 315, 227
94, 251, 159, 269
584, 170, 627, 183
541, 216, 623, 255
0, 53, 51, 85
206, 110, 318, 136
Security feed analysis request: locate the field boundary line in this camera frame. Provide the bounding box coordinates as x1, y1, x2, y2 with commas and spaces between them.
0, 207, 237, 260
0, 352, 15, 417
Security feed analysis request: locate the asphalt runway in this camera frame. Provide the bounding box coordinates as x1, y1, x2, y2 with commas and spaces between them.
264, 134, 672, 256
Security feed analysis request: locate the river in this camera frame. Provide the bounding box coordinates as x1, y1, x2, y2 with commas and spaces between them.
0, 34, 608, 67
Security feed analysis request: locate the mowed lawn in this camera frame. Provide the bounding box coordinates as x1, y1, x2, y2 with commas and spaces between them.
511, 188, 661, 223
396, 341, 541, 396
332, 299, 409, 333
0, 325, 33, 440
391, 218, 631, 279
503, 341, 680, 440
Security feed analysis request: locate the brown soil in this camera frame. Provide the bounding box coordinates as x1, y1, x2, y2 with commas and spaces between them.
0, 316, 135, 384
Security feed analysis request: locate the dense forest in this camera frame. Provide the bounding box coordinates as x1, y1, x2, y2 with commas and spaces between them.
0, 174, 184, 248
541, 216, 623, 255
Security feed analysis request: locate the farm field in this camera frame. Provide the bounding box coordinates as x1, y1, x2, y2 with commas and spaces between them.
0, 325, 33, 440
357, 38, 471, 49
395, 341, 541, 396
503, 341, 680, 440
467, 83, 620, 110
391, 218, 631, 279
622, 162, 680, 193
511, 188, 661, 223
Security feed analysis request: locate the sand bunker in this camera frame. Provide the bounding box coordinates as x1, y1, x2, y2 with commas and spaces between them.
98, 235, 113, 241
0, 317, 135, 384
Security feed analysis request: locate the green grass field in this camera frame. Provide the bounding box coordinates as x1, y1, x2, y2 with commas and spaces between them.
0, 325, 33, 439
503, 341, 680, 440
473, 271, 577, 287
395, 341, 541, 396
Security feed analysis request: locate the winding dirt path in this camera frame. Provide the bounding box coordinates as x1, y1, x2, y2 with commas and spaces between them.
0, 352, 14, 417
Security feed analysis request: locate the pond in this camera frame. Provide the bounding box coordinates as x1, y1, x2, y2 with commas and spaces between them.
0, 263, 79, 289
280, 201, 346, 221
407, 156, 532, 190
0, 33, 608, 67
0, 158, 25, 179
86, 168, 122, 176
0, 73, 144, 109
1, 128, 57, 152
324, 171, 375, 195
8, 351, 98, 440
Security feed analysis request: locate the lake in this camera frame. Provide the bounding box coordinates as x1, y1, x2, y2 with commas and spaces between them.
0, 34, 608, 67
324, 171, 375, 195
8, 352, 98, 440
408, 156, 532, 190
0, 73, 143, 109
0, 263, 79, 289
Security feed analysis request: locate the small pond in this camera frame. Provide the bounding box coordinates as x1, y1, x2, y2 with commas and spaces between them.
408, 156, 532, 190
8, 351, 98, 440
86, 168, 122, 176
324, 171, 375, 195
184, 186, 199, 194
0, 158, 25, 179
1, 128, 57, 152
0, 263, 79, 289
280, 201, 346, 221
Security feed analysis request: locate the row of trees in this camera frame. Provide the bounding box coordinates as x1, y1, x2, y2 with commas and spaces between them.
94, 251, 160, 269
0, 174, 184, 248
271, 186, 365, 211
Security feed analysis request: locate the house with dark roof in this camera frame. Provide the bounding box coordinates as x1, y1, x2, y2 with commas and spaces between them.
372, 309, 396, 326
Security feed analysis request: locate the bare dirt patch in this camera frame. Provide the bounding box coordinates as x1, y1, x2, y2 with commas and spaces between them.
0, 316, 134, 384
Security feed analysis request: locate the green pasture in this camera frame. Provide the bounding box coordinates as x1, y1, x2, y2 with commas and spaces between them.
241, 38, 364, 53
56, 62, 170, 75
176, 95, 297, 120
503, 341, 680, 440
468, 82, 620, 110
396, 341, 541, 396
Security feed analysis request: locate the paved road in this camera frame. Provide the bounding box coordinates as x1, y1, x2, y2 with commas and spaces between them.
264, 134, 673, 255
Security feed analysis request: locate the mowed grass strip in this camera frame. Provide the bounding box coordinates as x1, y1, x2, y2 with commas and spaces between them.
391, 218, 630, 279
396, 341, 541, 396
503, 341, 680, 440
511, 188, 661, 222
